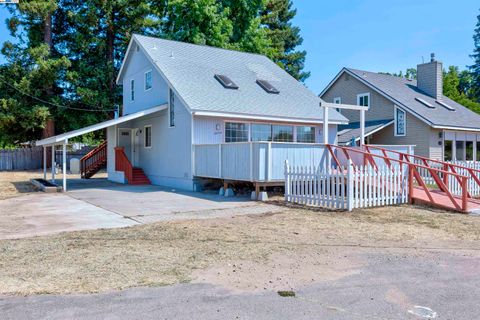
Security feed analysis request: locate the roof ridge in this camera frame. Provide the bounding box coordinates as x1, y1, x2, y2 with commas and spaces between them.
133, 33, 269, 59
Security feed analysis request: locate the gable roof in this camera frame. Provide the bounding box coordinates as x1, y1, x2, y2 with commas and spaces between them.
337, 119, 394, 145
117, 34, 348, 124
321, 67, 480, 131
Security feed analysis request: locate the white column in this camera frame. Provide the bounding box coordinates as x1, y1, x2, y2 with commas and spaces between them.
323, 106, 329, 144
51, 145, 55, 183
43, 146, 47, 180
62, 140, 67, 192
360, 109, 366, 146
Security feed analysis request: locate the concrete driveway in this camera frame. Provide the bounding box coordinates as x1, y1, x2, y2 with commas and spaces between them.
0, 178, 278, 239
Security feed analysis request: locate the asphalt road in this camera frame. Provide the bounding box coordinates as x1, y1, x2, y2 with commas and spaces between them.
1, 247, 479, 319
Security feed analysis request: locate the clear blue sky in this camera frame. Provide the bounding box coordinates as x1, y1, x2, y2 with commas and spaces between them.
1, 1, 479, 93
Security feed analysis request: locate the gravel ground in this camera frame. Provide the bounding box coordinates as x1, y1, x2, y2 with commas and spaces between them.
0, 202, 478, 296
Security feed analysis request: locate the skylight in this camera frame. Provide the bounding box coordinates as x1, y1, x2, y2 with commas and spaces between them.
214, 74, 238, 89
415, 97, 435, 108
436, 100, 455, 111
256, 79, 279, 94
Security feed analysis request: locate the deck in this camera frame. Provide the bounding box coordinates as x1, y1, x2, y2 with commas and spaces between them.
193, 142, 328, 182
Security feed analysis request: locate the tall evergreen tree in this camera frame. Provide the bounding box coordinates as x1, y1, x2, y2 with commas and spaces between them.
261, 0, 309, 81
0, 0, 70, 144
470, 10, 480, 102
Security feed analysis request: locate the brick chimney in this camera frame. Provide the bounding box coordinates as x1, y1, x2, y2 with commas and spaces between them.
416, 53, 443, 100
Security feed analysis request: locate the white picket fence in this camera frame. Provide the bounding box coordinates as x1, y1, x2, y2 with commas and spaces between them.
284, 161, 409, 211
413, 159, 480, 197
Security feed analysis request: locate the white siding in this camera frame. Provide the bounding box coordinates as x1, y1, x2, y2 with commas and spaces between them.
193, 117, 224, 144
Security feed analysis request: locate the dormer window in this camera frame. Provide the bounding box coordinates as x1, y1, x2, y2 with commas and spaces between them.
214, 74, 238, 89
256, 79, 279, 94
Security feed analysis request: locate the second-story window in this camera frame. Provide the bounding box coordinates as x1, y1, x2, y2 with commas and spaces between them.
145, 71, 152, 91
169, 88, 175, 127
130, 79, 135, 101
357, 93, 370, 107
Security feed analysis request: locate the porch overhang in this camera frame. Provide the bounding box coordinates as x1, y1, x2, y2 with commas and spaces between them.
35, 104, 168, 147
34, 104, 167, 192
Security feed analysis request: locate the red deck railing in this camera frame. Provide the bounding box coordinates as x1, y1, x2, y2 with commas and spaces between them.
364, 144, 480, 197
326, 144, 470, 212
80, 141, 107, 179
114, 147, 133, 183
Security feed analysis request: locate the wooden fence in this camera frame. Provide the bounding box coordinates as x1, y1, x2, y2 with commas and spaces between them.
414, 159, 480, 197
284, 161, 409, 211
0, 147, 43, 171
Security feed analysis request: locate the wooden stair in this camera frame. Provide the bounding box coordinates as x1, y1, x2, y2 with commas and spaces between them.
81, 141, 107, 179
131, 167, 151, 185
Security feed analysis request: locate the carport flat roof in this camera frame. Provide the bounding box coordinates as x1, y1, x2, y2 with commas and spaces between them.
36, 104, 168, 146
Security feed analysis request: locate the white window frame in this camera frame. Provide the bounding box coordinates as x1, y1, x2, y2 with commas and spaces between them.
224, 121, 250, 143
169, 88, 175, 128
394, 106, 407, 137
333, 97, 341, 104
144, 70, 152, 91
130, 79, 135, 102
356, 92, 370, 107
144, 125, 152, 148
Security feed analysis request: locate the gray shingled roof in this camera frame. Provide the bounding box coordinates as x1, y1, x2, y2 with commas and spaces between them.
337, 119, 394, 144
128, 34, 347, 123
345, 68, 480, 130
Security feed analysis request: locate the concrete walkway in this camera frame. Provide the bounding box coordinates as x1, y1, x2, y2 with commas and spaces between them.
0, 178, 279, 239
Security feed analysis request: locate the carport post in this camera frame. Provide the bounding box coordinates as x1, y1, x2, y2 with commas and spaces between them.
51, 145, 55, 183
360, 109, 365, 146
43, 146, 47, 180
62, 139, 67, 192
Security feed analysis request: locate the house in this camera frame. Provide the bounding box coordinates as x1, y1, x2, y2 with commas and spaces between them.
36, 34, 348, 193
320, 54, 480, 162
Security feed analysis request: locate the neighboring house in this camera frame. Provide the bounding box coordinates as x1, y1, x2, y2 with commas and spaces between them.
36, 34, 347, 192
320, 54, 480, 161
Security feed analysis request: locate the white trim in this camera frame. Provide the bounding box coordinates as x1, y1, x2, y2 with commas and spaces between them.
356, 92, 370, 107
333, 97, 341, 104
144, 70, 152, 91
394, 106, 407, 137
144, 125, 152, 148
192, 111, 347, 125
431, 125, 480, 132
36, 104, 168, 146
322, 102, 369, 111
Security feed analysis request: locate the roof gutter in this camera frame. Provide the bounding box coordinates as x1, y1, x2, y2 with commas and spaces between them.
192, 111, 348, 125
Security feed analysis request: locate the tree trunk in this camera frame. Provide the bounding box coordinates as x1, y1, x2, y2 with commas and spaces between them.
106, 9, 116, 119
44, 12, 53, 49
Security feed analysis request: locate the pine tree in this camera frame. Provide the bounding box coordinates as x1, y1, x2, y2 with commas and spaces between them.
261, 0, 309, 81
470, 10, 480, 102
0, 0, 70, 144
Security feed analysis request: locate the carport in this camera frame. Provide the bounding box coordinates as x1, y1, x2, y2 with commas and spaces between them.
35, 105, 167, 191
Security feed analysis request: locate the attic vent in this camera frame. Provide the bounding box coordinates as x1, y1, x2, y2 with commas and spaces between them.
214, 74, 239, 89
256, 79, 279, 94
436, 100, 455, 111
415, 97, 435, 108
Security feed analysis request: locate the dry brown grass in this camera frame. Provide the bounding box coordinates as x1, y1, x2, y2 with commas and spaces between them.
0, 204, 479, 296
0, 171, 43, 200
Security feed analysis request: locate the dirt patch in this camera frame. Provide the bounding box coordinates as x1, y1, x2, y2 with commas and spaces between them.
0, 204, 479, 296
0, 171, 43, 200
